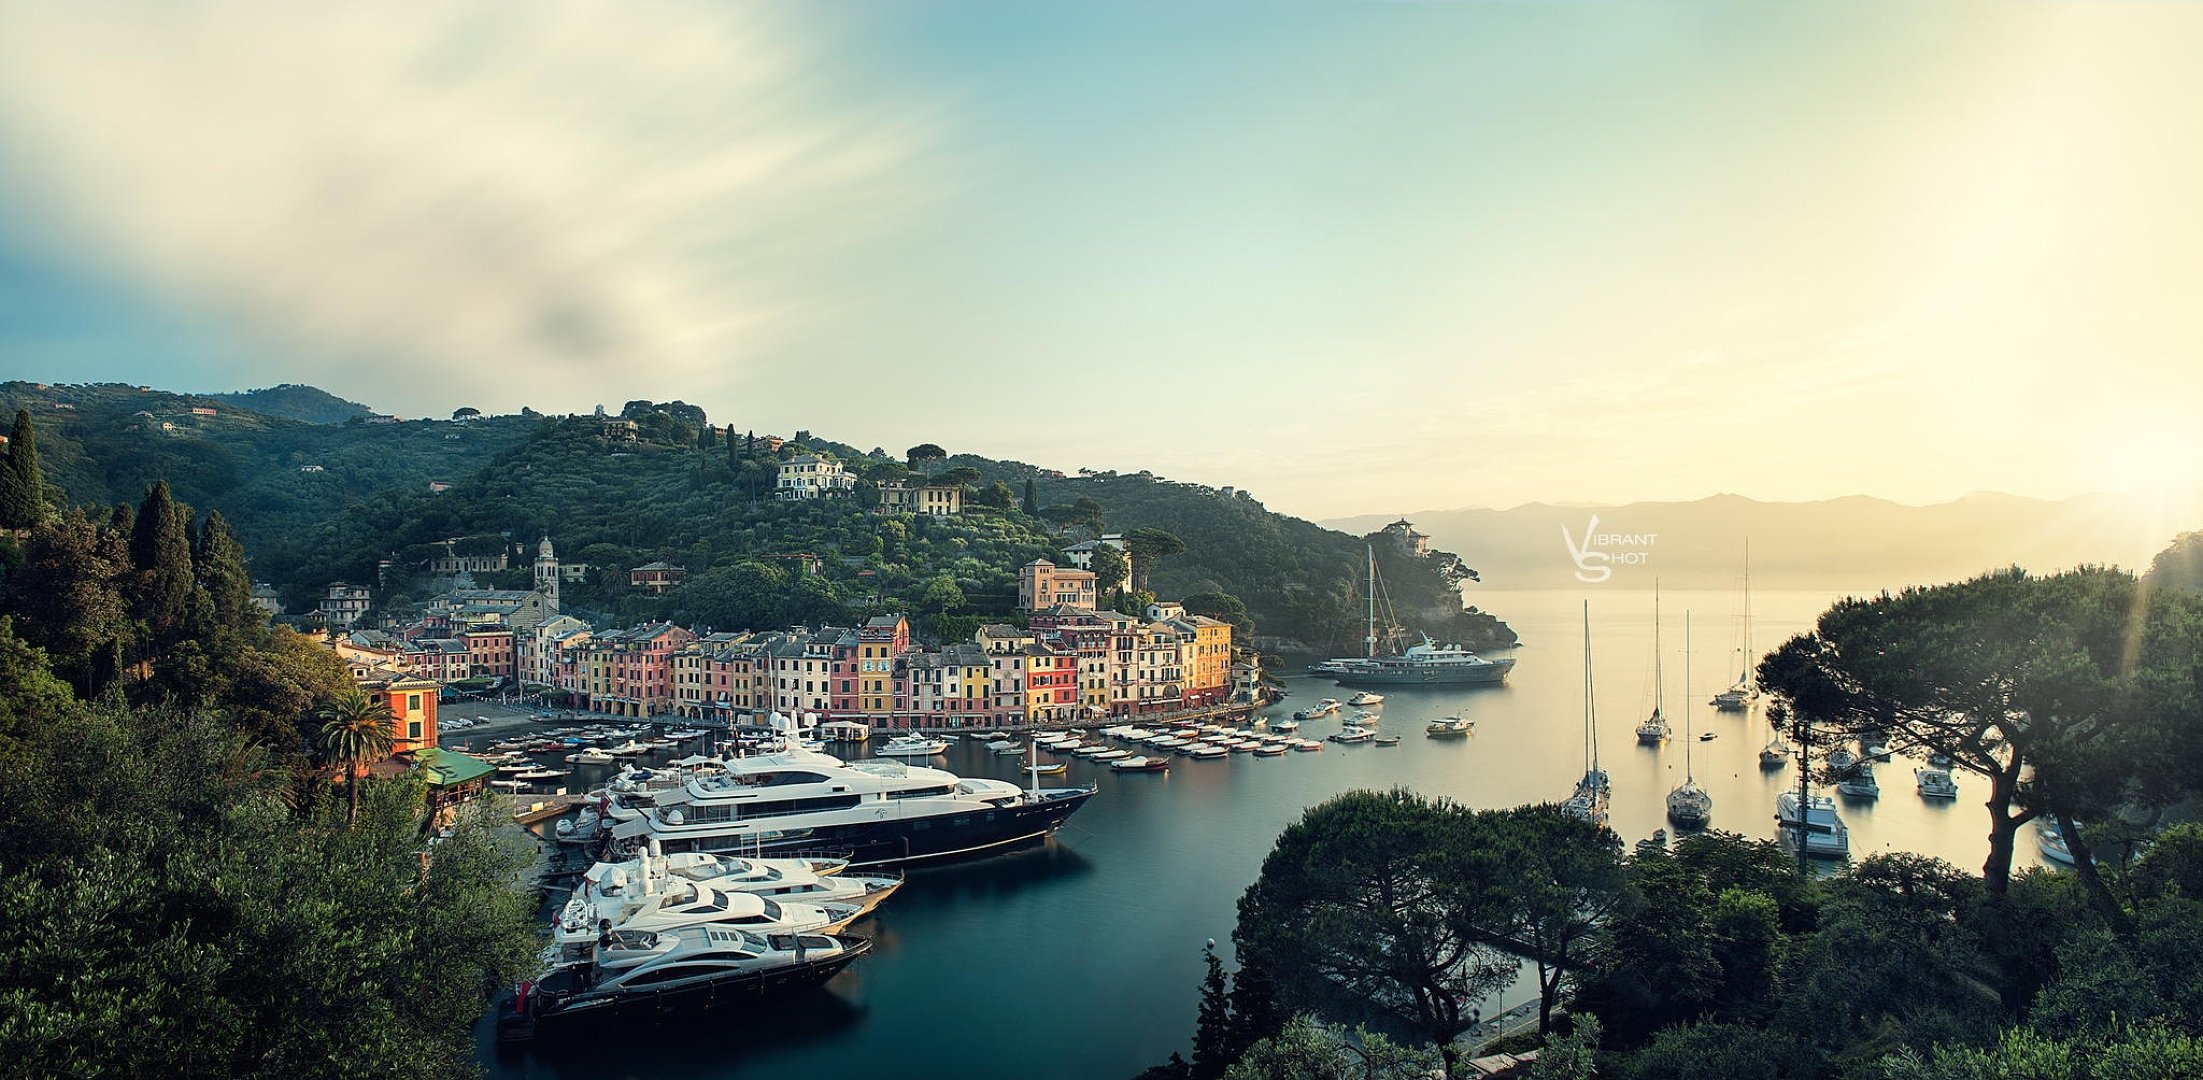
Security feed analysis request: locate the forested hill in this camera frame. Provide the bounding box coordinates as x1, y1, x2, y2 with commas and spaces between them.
205, 383, 374, 424
0, 382, 1514, 651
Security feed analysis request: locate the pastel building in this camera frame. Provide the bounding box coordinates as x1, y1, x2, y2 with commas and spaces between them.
1017, 559, 1097, 613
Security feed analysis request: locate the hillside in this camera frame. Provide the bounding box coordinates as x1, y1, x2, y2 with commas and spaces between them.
0, 381, 539, 597
205, 383, 374, 424
1, 384, 1512, 652
1327, 490, 2203, 593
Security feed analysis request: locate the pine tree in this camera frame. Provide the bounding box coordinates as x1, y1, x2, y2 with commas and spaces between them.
0, 408, 48, 529
1191, 941, 1235, 1080
193, 510, 260, 636
130, 481, 197, 653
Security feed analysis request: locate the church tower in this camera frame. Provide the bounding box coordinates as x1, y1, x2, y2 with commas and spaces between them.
534, 536, 560, 609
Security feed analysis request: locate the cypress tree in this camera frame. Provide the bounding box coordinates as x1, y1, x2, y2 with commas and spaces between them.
1021, 478, 1039, 516
193, 510, 259, 635
697, 424, 716, 451
130, 481, 197, 650
1190, 941, 1235, 1080
0, 409, 47, 529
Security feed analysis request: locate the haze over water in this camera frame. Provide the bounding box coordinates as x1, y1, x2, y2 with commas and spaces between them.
485, 586, 2030, 1080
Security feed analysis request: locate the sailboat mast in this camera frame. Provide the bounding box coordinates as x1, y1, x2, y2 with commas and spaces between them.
1653, 583, 1665, 722
1365, 544, 1377, 659
1742, 540, 1754, 691
1683, 613, 1694, 783
1583, 601, 1599, 774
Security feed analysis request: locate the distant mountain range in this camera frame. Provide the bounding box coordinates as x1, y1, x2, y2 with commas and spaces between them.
1326, 491, 2203, 594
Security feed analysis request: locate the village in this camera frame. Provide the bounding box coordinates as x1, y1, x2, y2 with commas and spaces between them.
317, 519, 1252, 757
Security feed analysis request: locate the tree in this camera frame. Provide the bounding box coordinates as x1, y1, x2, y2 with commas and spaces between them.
1127, 528, 1187, 593
1236, 790, 1519, 1078
315, 688, 396, 825
451, 407, 481, 420
973, 481, 1014, 510
6, 513, 128, 697
0, 408, 48, 529
697, 424, 716, 450
193, 510, 259, 637
938, 465, 983, 489
1756, 568, 2189, 897
1021, 478, 1039, 516
128, 481, 198, 657
1193, 941, 1235, 1080
907, 443, 947, 469
1088, 544, 1131, 597
2146, 531, 2203, 594
1473, 804, 1628, 1033
1223, 1016, 1440, 1080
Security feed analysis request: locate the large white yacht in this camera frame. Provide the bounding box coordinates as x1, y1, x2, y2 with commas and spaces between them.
554, 881, 860, 947
571, 845, 900, 922
606, 747, 1096, 867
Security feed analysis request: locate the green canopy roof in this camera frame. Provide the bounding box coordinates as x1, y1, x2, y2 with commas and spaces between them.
415, 747, 494, 787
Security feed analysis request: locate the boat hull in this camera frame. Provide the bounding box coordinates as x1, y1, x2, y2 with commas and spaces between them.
1325, 660, 1515, 687
653, 788, 1097, 869
497, 945, 865, 1045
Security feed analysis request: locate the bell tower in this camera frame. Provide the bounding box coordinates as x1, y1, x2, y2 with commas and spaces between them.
534, 536, 560, 609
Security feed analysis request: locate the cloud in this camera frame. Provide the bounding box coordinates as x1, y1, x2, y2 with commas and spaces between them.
0, 1, 935, 409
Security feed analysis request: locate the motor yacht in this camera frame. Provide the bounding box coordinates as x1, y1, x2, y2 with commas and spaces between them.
1425, 716, 1473, 737
607, 747, 1095, 867
1915, 767, 1958, 800
499, 927, 867, 1044
1776, 792, 1850, 860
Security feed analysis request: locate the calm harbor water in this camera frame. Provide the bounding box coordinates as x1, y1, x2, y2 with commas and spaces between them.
480, 587, 2038, 1080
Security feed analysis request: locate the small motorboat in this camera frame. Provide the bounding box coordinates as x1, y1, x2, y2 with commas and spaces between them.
1092, 749, 1131, 761
1698, 732, 1718, 742
875, 736, 949, 758
1269, 717, 1300, 732
1027, 761, 1069, 775
1425, 716, 1473, 737
1291, 739, 1324, 752
1372, 735, 1401, 746
1346, 692, 1385, 707
1329, 726, 1375, 745
1252, 744, 1288, 757
1190, 744, 1229, 760
1110, 755, 1168, 772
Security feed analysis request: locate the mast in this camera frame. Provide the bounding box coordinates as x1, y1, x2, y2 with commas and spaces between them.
1365, 544, 1377, 659
1741, 540, 1754, 693
1683, 613, 1694, 785
1652, 582, 1665, 725
1583, 601, 1601, 783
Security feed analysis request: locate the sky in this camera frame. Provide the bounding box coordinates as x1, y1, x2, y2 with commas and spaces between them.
2, 0, 2201, 522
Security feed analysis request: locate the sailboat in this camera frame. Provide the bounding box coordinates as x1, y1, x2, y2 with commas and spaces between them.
1711, 542, 1758, 711
1563, 601, 1611, 824
1665, 613, 1712, 830
1635, 585, 1671, 744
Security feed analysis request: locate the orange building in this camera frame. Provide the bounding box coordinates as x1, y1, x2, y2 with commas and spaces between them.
359, 670, 441, 756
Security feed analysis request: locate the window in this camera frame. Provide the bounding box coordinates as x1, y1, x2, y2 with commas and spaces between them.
408, 721, 422, 740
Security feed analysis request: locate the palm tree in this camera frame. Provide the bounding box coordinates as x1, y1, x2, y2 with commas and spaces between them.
316, 688, 396, 825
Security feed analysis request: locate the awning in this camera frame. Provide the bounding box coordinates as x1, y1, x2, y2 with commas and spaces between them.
415, 747, 495, 787
611, 817, 654, 841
